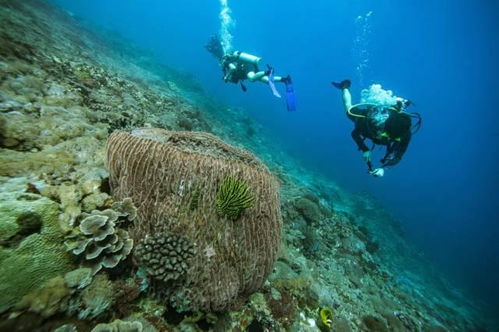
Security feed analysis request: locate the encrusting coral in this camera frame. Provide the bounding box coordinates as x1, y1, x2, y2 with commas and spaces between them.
15, 275, 70, 318
106, 129, 282, 311
0, 178, 73, 314
64, 267, 93, 290
66, 273, 116, 320
216, 175, 254, 220
91, 319, 143, 332
134, 232, 196, 283
64, 198, 135, 274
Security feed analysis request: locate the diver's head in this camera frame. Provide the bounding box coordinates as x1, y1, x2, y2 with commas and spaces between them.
384, 112, 411, 140
394, 98, 412, 112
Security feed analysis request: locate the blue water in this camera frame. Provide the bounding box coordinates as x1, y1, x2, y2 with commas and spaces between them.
51, 0, 499, 317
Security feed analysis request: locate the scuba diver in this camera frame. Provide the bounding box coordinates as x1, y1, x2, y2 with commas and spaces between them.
205, 35, 296, 111
332, 79, 422, 178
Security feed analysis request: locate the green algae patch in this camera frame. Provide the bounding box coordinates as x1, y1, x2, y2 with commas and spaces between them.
0, 178, 63, 243
0, 149, 77, 177
0, 233, 72, 313
0, 178, 73, 313
0, 192, 60, 243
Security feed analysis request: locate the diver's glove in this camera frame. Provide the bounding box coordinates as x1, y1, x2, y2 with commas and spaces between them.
370, 168, 385, 178
331, 79, 351, 90
362, 151, 371, 163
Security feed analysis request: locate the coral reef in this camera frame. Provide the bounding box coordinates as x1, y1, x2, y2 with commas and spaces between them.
107, 129, 281, 311
112, 279, 142, 317
64, 267, 93, 290
91, 319, 143, 332
0, 178, 72, 314
67, 273, 116, 320
16, 275, 70, 318
64, 198, 135, 274
0, 177, 60, 244
0, 0, 492, 330
0, 233, 72, 313
53, 324, 79, 332
134, 232, 196, 283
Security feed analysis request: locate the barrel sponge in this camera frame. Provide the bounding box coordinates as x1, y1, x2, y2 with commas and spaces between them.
106, 129, 282, 311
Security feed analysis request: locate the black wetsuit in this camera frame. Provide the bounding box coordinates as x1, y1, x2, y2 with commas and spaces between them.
224, 62, 251, 83
222, 53, 259, 84
349, 106, 411, 167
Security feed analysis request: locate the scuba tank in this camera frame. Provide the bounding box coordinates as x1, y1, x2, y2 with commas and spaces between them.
233, 51, 261, 65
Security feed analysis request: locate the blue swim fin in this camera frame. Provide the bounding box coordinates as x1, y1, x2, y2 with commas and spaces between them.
283, 75, 296, 112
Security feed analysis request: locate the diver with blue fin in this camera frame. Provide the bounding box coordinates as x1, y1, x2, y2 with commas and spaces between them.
332, 79, 422, 177
205, 35, 296, 111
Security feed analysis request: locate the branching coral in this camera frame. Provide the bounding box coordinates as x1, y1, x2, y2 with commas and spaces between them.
134, 232, 196, 283
216, 175, 254, 220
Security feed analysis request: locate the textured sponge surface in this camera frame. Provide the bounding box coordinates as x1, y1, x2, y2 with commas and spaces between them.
106, 129, 282, 311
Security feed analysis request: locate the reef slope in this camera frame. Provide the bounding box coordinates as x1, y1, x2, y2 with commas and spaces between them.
0, 0, 490, 331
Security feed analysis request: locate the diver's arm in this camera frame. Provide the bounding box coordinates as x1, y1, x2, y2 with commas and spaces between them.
381, 136, 411, 167
351, 128, 370, 152
381, 155, 401, 167
223, 62, 238, 82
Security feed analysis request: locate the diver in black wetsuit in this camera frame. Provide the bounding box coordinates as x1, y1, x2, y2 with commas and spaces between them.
205, 36, 290, 90
205, 35, 296, 111
332, 79, 421, 177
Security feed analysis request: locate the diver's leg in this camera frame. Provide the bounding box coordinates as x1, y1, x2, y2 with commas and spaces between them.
259, 75, 271, 84
342, 88, 352, 112
332, 79, 352, 111
255, 74, 284, 84
247, 71, 266, 82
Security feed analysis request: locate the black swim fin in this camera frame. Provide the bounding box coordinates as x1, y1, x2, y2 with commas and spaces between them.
332, 79, 351, 90
240, 82, 247, 92
281, 75, 292, 85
